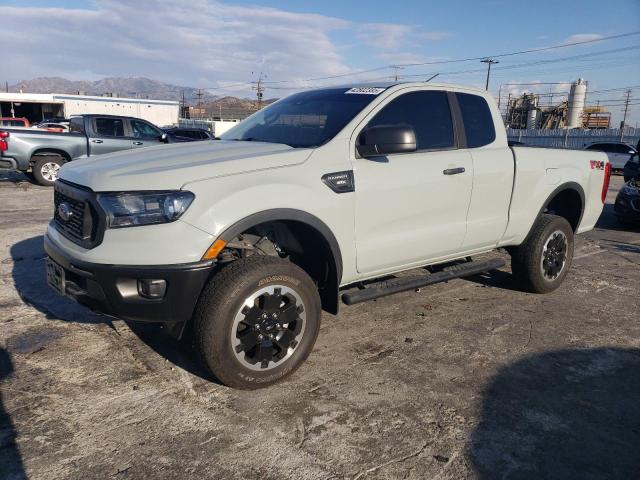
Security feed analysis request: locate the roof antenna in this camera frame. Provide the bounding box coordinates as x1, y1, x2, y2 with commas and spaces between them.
425, 73, 439, 83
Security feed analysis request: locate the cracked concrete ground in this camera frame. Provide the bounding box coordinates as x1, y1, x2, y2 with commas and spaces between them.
1, 172, 639, 480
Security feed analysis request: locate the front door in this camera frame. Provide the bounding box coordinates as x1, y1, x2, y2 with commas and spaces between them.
88, 117, 132, 155
129, 119, 165, 149
354, 89, 473, 275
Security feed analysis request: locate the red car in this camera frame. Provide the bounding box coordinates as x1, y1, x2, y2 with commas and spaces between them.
0, 117, 30, 128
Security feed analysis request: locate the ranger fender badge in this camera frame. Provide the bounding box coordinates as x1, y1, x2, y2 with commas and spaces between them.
322, 171, 355, 193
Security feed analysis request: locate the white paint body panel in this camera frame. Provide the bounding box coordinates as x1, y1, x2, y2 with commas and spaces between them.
51, 82, 607, 288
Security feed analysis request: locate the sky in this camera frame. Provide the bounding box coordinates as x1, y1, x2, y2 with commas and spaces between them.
1, 0, 639, 124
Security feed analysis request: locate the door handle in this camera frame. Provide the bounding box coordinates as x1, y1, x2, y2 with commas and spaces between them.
443, 167, 465, 175
133, 141, 143, 145
91, 139, 103, 144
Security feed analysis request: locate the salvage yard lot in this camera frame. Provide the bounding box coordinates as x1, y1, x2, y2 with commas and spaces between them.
1, 173, 639, 479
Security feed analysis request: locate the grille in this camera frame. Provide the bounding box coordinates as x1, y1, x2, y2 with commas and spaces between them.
54, 188, 92, 245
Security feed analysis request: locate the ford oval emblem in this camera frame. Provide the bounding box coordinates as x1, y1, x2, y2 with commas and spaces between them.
58, 202, 72, 222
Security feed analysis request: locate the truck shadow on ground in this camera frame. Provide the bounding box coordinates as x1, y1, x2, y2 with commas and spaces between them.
10, 235, 216, 383
595, 203, 640, 233
468, 347, 640, 480
0, 348, 27, 480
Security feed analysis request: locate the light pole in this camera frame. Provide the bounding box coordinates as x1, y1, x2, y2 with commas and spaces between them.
481, 58, 499, 91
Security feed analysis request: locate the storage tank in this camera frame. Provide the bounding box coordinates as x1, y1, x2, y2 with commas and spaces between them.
526, 108, 538, 129
567, 78, 587, 128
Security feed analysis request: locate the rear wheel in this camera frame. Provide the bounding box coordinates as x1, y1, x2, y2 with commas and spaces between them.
32, 155, 66, 186
510, 214, 574, 293
193, 255, 321, 389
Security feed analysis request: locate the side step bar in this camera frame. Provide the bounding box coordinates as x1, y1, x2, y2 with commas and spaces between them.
341, 257, 506, 306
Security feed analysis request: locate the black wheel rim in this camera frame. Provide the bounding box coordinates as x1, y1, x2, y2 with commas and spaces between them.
231, 285, 306, 371
540, 230, 568, 281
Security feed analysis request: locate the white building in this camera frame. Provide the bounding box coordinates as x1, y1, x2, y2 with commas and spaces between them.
0, 92, 179, 126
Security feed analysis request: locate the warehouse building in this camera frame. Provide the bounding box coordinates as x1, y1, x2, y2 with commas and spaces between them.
0, 92, 179, 126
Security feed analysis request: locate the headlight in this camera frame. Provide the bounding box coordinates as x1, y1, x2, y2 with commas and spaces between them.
621, 185, 640, 197
97, 191, 195, 228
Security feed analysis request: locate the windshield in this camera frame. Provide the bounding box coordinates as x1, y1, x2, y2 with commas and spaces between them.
220, 88, 384, 148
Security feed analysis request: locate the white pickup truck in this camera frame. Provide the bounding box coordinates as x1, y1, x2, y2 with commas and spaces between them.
43, 82, 610, 389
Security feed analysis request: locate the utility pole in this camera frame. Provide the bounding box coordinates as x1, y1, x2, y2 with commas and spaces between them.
4, 81, 7, 93
195, 89, 204, 118
252, 72, 266, 110
391, 66, 405, 82
481, 58, 499, 91
180, 91, 186, 118
620, 89, 632, 141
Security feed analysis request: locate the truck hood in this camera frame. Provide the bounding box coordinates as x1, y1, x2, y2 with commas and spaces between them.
59, 140, 312, 191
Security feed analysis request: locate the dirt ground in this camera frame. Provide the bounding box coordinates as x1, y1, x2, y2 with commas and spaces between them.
1, 172, 639, 480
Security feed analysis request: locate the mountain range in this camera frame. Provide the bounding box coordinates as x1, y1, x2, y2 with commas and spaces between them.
8, 77, 218, 103
8, 76, 274, 119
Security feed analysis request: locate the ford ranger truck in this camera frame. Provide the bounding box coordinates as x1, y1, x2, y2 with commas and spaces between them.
0, 114, 169, 186
43, 83, 610, 389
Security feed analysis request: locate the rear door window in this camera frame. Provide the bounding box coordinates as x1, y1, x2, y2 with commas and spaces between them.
94, 118, 125, 137
456, 93, 496, 148
365, 90, 454, 150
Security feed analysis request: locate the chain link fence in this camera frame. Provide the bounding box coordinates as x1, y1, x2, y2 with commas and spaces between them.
507, 128, 640, 150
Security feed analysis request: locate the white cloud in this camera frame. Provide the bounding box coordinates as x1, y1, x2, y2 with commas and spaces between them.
0, 1, 355, 95
417, 31, 454, 41
357, 23, 414, 50
357, 23, 453, 51
562, 33, 604, 45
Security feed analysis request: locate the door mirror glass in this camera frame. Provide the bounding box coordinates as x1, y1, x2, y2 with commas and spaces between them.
357, 125, 417, 158
161, 133, 169, 143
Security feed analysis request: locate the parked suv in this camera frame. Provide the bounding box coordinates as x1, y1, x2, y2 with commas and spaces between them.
44, 82, 609, 389
585, 141, 637, 170
164, 127, 215, 142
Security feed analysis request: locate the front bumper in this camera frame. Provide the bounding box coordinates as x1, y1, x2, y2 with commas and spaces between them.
614, 192, 640, 223
44, 234, 216, 326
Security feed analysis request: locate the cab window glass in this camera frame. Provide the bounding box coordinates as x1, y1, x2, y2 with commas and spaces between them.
131, 120, 161, 139
365, 91, 454, 150
94, 118, 125, 137
456, 93, 496, 148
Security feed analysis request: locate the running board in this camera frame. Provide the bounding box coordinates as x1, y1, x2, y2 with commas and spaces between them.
341, 258, 506, 306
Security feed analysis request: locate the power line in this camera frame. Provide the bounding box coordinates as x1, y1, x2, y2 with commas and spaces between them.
259, 30, 640, 86
190, 32, 640, 95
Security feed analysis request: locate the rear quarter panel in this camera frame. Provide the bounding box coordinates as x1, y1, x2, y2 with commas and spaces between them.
499, 147, 607, 246
1, 129, 87, 168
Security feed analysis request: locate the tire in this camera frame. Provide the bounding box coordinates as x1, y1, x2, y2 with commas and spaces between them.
193, 255, 321, 389
510, 214, 574, 293
32, 155, 66, 186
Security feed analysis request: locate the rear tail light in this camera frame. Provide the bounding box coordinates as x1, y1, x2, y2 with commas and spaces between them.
0, 131, 8, 152
601, 162, 612, 203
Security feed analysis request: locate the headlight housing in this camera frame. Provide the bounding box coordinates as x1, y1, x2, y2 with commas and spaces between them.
97, 191, 195, 228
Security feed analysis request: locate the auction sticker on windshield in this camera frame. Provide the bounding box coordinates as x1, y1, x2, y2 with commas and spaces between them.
345, 87, 386, 95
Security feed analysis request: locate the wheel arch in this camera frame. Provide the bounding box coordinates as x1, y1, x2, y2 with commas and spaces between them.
218, 209, 343, 315
536, 182, 585, 233
30, 148, 72, 166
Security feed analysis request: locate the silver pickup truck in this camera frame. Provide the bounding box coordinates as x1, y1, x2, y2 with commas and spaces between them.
0, 114, 169, 185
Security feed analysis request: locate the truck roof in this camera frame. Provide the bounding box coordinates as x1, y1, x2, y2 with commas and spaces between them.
315, 81, 487, 94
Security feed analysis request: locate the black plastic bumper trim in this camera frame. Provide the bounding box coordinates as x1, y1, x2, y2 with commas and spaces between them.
44, 234, 216, 325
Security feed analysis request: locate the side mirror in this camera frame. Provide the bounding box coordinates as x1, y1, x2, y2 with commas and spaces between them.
357, 125, 417, 158
161, 133, 169, 143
